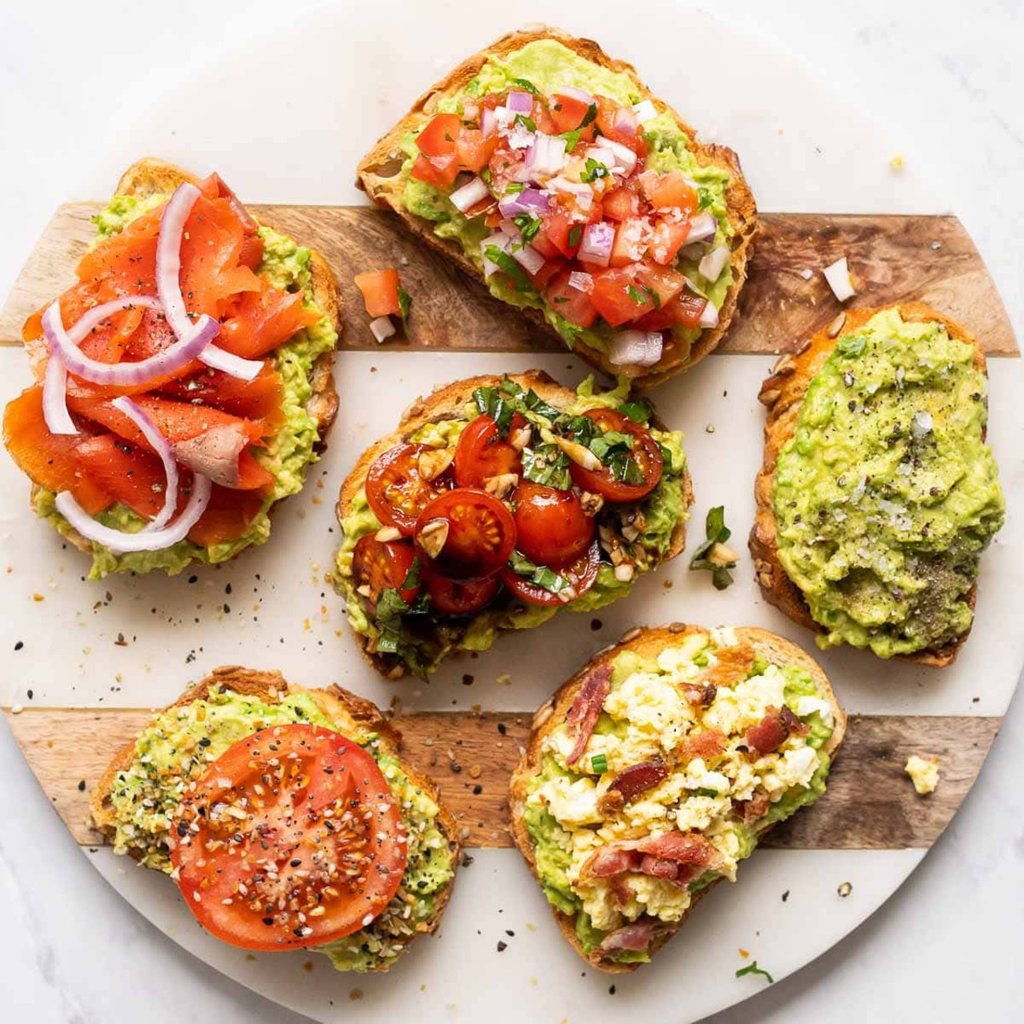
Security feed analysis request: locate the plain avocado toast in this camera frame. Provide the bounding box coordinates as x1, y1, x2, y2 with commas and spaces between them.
332, 370, 691, 678
2, 158, 341, 578
357, 27, 756, 387
750, 303, 1005, 665
91, 666, 459, 972
509, 624, 845, 971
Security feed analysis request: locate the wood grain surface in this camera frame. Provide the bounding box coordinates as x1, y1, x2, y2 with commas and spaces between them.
4, 706, 998, 851
1, 204, 1016, 357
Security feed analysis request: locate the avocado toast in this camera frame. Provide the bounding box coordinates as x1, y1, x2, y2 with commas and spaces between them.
3, 158, 341, 578
91, 665, 459, 972
357, 27, 756, 386
333, 370, 692, 678
750, 303, 1005, 665
509, 624, 845, 971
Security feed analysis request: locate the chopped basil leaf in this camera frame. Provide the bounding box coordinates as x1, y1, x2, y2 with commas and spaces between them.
581, 158, 610, 183
397, 285, 412, 331
507, 550, 574, 595
689, 504, 736, 590
522, 443, 571, 490
588, 430, 633, 463
510, 77, 539, 95
697, 186, 714, 211
473, 386, 515, 434
618, 399, 652, 424
735, 961, 774, 984
483, 245, 534, 293
590, 754, 608, 774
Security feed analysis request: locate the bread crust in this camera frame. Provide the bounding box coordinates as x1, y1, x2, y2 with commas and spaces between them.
334, 370, 692, 677
508, 624, 847, 972
46, 157, 341, 562
90, 664, 459, 969
356, 27, 757, 387
749, 302, 988, 667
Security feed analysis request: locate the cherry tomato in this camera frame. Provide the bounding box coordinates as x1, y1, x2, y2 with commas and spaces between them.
501, 540, 600, 606
414, 488, 516, 580
170, 725, 406, 951
568, 408, 664, 502
422, 563, 501, 616
454, 414, 525, 489
512, 481, 595, 567
365, 443, 450, 535
351, 535, 420, 607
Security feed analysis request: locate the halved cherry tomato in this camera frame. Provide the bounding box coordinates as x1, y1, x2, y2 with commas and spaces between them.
501, 540, 600, 607
640, 170, 697, 213
512, 481, 595, 567
354, 269, 400, 318
352, 535, 420, 607
170, 725, 406, 952
454, 414, 525, 489
590, 268, 653, 326
415, 488, 516, 580
365, 443, 450, 536
568, 408, 664, 502
543, 268, 598, 328
422, 563, 501, 616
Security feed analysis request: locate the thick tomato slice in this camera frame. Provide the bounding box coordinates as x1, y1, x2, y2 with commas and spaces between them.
422, 563, 501, 616
354, 269, 401, 318
512, 481, 595, 567
543, 268, 598, 328
365, 443, 450, 536
352, 535, 420, 607
568, 408, 664, 502
454, 414, 525, 488
501, 539, 600, 607
414, 488, 516, 580
590, 268, 653, 326
169, 725, 407, 952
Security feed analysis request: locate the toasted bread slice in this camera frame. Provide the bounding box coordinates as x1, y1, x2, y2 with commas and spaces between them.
91, 665, 459, 970
335, 370, 692, 678
509, 624, 846, 972
41, 157, 341, 562
357, 27, 757, 387
749, 302, 990, 667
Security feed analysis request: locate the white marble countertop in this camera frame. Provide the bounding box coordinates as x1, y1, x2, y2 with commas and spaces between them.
1, 1, 1022, 1020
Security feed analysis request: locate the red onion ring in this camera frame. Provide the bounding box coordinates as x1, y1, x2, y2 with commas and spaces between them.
42, 353, 76, 435
110, 396, 179, 530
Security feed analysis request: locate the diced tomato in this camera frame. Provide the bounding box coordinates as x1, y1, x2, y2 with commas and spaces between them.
529, 98, 556, 136
530, 259, 563, 292
636, 263, 686, 307
590, 268, 652, 326
74, 434, 167, 519
610, 218, 648, 267
410, 152, 459, 188
354, 269, 401, 318
540, 208, 584, 260
529, 230, 562, 262
641, 170, 697, 213
549, 93, 594, 133
648, 218, 691, 265
603, 187, 639, 222
455, 129, 499, 173
414, 113, 461, 159
595, 96, 647, 155
544, 268, 598, 328
635, 291, 708, 331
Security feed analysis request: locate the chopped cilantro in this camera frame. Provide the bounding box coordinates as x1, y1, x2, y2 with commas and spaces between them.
483, 245, 534, 293
697, 186, 714, 211
510, 77, 539, 95
688, 505, 737, 590
735, 961, 774, 984
568, 224, 583, 248
581, 158, 610, 183
581, 102, 598, 128
515, 113, 537, 133
505, 182, 525, 194
513, 213, 541, 245
627, 284, 647, 305
559, 129, 581, 153
397, 285, 412, 331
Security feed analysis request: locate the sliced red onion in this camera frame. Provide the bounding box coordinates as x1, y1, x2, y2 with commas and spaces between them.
55, 473, 211, 554
507, 91, 533, 114
686, 212, 717, 244
579, 222, 615, 267
823, 257, 856, 302
560, 85, 595, 106
700, 301, 720, 329
68, 294, 163, 340
450, 175, 490, 213
613, 105, 638, 137
632, 99, 657, 124
198, 345, 263, 381
609, 330, 664, 367
497, 187, 551, 218
510, 244, 545, 276
568, 271, 594, 294
42, 301, 219, 387
110, 396, 179, 531
370, 316, 396, 343
523, 134, 567, 178
42, 353, 76, 435
481, 107, 497, 138
699, 245, 730, 282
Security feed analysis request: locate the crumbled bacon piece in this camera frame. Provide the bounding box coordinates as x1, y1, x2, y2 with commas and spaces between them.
597, 919, 660, 955
564, 664, 612, 765
732, 790, 771, 823
608, 758, 668, 803
745, 705, 807, 756
679, 728, 726, 764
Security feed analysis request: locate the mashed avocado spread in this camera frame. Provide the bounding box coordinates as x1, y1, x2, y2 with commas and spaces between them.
773, 309, 1005, 657
398, 39, 733, 361
36, 193, 338, 579
523, 628, 835, 962
332, 377, 687, 677
107, 685, 455, 972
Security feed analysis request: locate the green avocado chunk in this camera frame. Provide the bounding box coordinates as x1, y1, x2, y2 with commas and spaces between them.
773, 308, 1005, 657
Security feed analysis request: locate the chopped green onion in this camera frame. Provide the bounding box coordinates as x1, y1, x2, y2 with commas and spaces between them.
590, 754, 608, 774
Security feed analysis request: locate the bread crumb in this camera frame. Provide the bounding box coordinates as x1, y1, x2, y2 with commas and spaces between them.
905, 754, 940, 795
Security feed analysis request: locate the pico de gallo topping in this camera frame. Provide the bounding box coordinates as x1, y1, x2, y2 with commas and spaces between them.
408, 85, 730, 370
2, 173, 333, 570
346, 376, 683, 672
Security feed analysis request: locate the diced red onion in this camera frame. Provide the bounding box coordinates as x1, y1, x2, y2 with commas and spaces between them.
55, 473, 212, 554
686, 212, 717, 244
560, 85, 595, 106
481, 107, 497, 138
699, 245, 730, 282
602, 139, 638, 175
700, 301, 720, 329
823, 256, 856, 302
511, 244, 545, 276
585, 145, 617, 170
578, 222, 615, 267
110, 396, 179, 531
568, 271, 594, 294
42, 353, 76, 435
481, 233, 510, 277
609, 330, 664, 367
450, 175, 490, 213
497, 187, 551, 218
507, 91, 533, 114
370, 316, 396, 343
523, 134, 567, 178
632, 99, 657, 123
613, 105, 638, 137
507, 122, 535, 151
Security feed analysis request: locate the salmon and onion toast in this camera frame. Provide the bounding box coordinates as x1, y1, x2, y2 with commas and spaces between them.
91, 666, 459, 972
510, 625, 845, 971
358, 27, 756, 386
2, 159, 340, 578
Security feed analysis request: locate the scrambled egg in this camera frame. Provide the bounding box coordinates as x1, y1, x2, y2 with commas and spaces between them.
530, 629, 835, 935
905, 754, 940, 795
